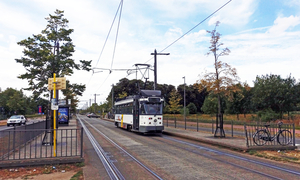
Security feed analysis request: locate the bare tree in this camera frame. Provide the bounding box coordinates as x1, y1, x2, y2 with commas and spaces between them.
197, 21, 240, 137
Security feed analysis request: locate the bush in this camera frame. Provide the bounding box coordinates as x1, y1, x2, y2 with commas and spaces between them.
180, 107, 190, 116
187, 103, 197, 114
257, 108, 280, 122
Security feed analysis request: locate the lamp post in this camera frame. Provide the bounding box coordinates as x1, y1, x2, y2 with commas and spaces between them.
183, 76, 186, 130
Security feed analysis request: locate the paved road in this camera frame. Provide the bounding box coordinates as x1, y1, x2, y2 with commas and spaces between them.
0, 119, 45, 131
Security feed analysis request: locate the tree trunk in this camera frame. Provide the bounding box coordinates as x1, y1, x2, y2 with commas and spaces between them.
217, 94, 221, 115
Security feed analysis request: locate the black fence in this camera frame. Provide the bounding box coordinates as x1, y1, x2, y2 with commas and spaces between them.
0, 121, 83, 162
0, 115, 7, 120
244, 122, 295, 148
164, 117, 297, 148
164, 117, 245, 137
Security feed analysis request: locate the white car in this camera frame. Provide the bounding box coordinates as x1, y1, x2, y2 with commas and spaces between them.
7, 115, 27, 126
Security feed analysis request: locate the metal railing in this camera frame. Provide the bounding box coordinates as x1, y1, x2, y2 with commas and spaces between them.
244, 122, 295, 148
0, 115, 7, 120
164, 117, 244, 137
0, 122, 83, 162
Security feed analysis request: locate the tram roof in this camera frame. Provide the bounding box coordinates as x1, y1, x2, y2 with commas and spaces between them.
140, 90, 161, 97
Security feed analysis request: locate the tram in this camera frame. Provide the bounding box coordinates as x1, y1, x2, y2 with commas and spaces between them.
114, 89, 164, 133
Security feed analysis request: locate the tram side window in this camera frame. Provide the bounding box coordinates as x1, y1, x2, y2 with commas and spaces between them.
115, 103, 134, 114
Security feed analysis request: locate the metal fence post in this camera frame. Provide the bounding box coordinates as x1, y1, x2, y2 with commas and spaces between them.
175, 117, 176, 128
231, 120, 233, 137
81, 127, 83, 158
197, 117, 199, 132
293, 123, 295, 146
212, 119, 213, 134
13, 125, 16, 159
244, 124, 249, 148
167, 117, 168, 127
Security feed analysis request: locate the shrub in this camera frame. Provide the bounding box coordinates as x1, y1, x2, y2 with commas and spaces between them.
257, 108, 280, 122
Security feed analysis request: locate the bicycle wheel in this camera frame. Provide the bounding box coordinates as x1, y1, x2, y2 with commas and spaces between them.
253, 130, 268, 146
277, 130, 292, 146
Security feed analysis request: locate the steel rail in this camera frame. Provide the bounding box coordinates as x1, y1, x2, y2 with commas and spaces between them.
83, 119, 163, 180
77, 115, 123, 180
163, 136, 300, 177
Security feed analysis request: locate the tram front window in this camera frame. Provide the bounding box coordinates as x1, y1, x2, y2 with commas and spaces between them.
141, 103, 162, 115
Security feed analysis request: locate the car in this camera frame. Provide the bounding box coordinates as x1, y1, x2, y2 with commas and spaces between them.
87, 113, 100, 118
7, 115, 27, 126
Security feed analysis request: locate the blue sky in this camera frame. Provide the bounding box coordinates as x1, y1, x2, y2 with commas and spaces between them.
0, 0, 300, 109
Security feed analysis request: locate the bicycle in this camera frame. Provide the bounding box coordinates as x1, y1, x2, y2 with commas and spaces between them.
253, 122, 292, 146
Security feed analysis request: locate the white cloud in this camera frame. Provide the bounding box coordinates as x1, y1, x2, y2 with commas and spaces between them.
208, 0, 257, 27
267, 15, 300, 35
0, 2, 44, 35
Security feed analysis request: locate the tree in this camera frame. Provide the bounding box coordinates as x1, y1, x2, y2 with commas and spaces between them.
252, 74, 298, 119
197, 21, 239, 137
201, 93, 218, 114
118, 92, 128, 99
197, 21, 239, 115
225, 83, 251, 120
15, 9, 91, 100
177, 84, 207, 113
168, 89, 182, 114
187, 102, 197, 114
0, 88, 48, 115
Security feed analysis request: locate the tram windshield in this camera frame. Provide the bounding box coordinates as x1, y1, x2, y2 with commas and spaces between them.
140, 103, 163, 115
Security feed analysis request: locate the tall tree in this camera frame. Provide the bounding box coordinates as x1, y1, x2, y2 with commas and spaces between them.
197, 21, 239, 137
252, 74, 298, 118
225, 83, 251, 120
168, 89, 182, 114
197, 21, 239, 115
15, 9, 91, 100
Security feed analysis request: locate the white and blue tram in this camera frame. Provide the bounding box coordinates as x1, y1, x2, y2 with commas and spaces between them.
114, 90, 164, 133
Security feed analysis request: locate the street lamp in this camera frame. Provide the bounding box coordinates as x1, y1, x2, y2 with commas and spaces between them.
183, 76, 186, 130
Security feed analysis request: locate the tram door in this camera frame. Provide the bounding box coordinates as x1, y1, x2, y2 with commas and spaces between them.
133, 99, 139, 130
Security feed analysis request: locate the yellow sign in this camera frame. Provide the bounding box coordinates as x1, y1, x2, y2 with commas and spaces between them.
121, 114, 123, 128
48, 77, 66, 90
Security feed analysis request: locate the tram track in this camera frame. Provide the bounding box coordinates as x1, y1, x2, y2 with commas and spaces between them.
77, 115, 163, 180
80, 116, 300, 179
158, 136, 300, 180
77, 115, 122, 180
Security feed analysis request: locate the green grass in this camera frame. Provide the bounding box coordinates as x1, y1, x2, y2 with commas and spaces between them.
75, 162, 85, 167
70, 170, 83, 180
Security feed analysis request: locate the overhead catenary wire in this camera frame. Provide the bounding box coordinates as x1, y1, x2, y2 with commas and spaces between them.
110, 0, 123, 70
85, 0, 124, 87
84, 0, 232, 104
95, 0, 124, 68
144, 0, 232, 64
93, 0, 123, 93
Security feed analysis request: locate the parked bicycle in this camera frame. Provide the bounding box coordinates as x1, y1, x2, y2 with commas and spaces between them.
253, 122, 292, 146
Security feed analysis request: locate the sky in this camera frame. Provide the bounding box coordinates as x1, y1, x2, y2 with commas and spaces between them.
1, 0, 300, 109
